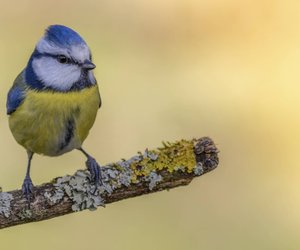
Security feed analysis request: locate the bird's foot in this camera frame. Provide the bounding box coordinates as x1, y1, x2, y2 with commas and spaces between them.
85, 156, 103, 186
22, 176, 34, 205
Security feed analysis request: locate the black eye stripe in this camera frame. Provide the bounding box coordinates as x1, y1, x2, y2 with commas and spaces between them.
33, 51, 83, 66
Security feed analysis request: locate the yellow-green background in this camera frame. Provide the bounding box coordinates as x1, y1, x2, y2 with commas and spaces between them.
0, 0, 299, 249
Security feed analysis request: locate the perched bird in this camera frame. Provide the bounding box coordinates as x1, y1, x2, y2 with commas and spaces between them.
6, 25, 102, 201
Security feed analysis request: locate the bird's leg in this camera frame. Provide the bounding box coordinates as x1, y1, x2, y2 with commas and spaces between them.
78, 148, 102, 185
22, 151, 34, 203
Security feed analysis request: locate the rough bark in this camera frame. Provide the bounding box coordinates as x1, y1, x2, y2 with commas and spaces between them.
0, 137, 219, 229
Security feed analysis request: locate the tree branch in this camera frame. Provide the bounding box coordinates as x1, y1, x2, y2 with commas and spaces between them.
0, 137, 219, 229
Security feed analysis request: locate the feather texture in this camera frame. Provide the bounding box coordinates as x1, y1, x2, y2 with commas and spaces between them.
8, 84, 101, 156
6, 72, 26, 115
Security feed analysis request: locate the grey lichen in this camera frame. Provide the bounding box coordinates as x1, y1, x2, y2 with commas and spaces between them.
194, 162, 204, 176
45, 171, 104, 211
0, 192, 13, 218
145, 172, 163, 190
17, 209, 32, 220
44, 158, 134, 212
44, 189, 64, 204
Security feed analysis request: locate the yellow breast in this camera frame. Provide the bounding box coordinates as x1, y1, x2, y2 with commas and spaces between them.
9, 85, 100, 156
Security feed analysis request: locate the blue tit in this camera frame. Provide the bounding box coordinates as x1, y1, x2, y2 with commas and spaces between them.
6, 25, 102, 201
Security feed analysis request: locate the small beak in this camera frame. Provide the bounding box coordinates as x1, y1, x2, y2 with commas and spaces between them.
82, 60, 96, 70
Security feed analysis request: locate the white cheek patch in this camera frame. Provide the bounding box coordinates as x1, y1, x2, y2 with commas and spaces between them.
32, 57, 81, 91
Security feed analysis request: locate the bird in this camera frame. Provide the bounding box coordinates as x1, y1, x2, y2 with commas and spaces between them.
6, 25, 102, 201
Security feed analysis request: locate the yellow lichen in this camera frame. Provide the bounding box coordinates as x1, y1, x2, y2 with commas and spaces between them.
123, 139, 197, 182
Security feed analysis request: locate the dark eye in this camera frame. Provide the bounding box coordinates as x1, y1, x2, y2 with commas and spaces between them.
57, 55, 69, 64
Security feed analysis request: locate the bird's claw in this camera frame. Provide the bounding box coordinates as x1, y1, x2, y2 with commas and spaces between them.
22, 176, 34, 205
86, 157, 103, 186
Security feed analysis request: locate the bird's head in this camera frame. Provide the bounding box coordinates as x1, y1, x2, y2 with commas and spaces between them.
25, 25, 96, 91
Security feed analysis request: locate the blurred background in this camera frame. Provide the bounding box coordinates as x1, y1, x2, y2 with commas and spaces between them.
0, 0, 300, 249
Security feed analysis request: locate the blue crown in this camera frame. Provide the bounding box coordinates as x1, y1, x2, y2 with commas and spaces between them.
44, 25, 86, 47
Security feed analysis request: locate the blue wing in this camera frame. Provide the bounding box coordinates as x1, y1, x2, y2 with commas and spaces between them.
6, 72, 26, 115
